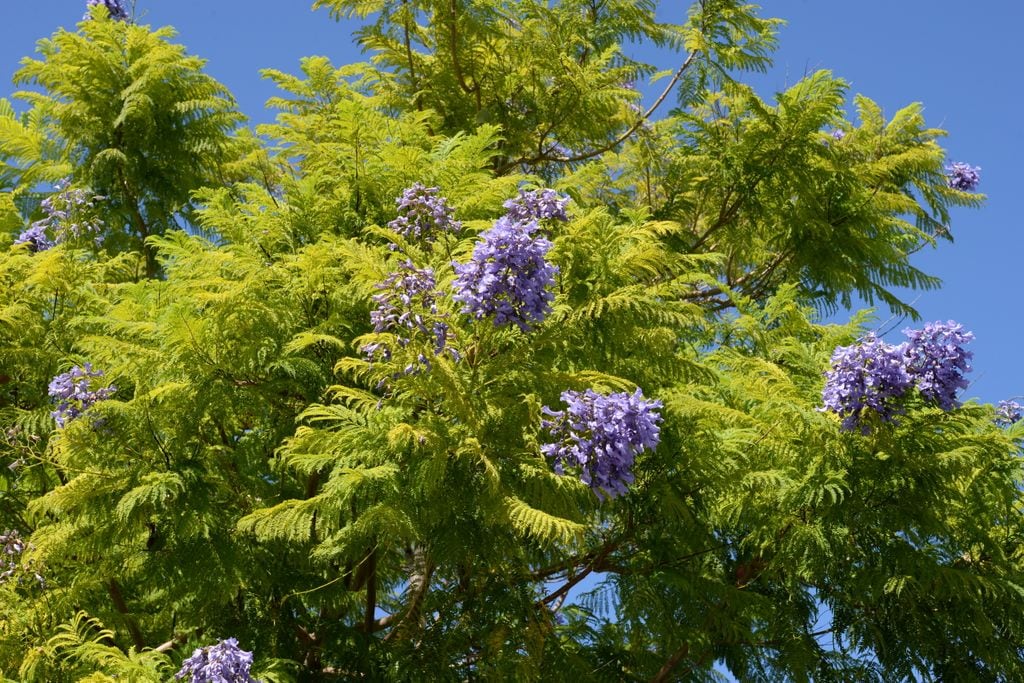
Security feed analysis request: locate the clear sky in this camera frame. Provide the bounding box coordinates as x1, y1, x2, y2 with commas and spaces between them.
1, 0, 1020, 408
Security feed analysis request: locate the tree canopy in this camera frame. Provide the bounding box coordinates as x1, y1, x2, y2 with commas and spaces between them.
0, 1, 1020, 681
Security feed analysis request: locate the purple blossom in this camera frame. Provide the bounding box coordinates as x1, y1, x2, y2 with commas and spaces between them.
362, 261, 455, 366
0, 528, 43, 588
996, 400, 1023, 427
830, 129, 845, 141
452, 216, 558, 331
13, 224, 54, 252
48, 363, 116, 428
946, 162, 981, 191
902, 321, 973, 411
175, 637, 256, 683
822, 322, 976, 432
387, 183, 461, 242
503, 189, 570, 222
34, 178, 106, 246
821, 334, 913, 432
84, 0, 129, 21
0, 530, 25, 584
541, 388, 662, 500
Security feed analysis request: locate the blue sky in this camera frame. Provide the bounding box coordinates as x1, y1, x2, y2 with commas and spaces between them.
0, 1, 1018, 403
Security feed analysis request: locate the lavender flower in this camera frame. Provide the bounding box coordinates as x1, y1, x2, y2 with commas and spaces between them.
13, 224, 54, 252
0, 530, 25, 584
362, 261, 455, 365
822, 322, 976, 432
830, 129, 845, 141
34, 178, 106, 246
452, 216, 558, 331
821, 334, 913, 432
541, 388, 662, 500
175, 637, 256, 683
996, 400, 1023, 427
503, 189, 570, 222
48, 363, 116, 428
902, 321, 974, 411
387, 183, 461, 242
84, 0, 129, 21
946, 162, 981, 191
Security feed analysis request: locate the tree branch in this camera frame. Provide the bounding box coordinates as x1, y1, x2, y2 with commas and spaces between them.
362, 548, 377, 633
651, 642, 690, 682
447, 0, 480, 108
539, 538, 618, 606
108, 578, 146, 651
498, 49, 699, 173
383, 546, 434, 642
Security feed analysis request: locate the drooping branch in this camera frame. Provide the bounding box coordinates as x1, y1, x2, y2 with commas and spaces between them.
497, 50, 700, 173
107, 578, 146, 651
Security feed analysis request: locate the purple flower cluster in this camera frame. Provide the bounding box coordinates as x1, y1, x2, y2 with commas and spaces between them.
31, 178, 106, 247
387, 183, 461, 242
902, 321, 974, 411
0, 530, 25, 584
821, 334, 914, 432
996, 400, 1022, 427
13, 224, 54, 253
541, 388, 663, 500
362, 261, 456, 368
48, 364, 116, 428
503, 189, 570, 222
822, 322, 975, 432
175, 637, 256, 683
84, 0, 129, 21
946, 162, 981, 191
452, 216, 557, 331
830, 129, 846, 141
0, 529, 44, 587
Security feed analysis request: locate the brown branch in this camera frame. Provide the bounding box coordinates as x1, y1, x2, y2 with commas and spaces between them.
362, 548, 377, 634
735, 249, 793, 302
108, 578, 146, 651
539, 539, 618, 607
676, 249, 794, 314
651, 642, 690, 682
689, 189, 742, 252
117, 168, 156, 278
498, 49, 699, 173
560, 50, 700, 164
152, 633, 187, 653
401, 0, 418, 98
530, 543, 607, 581
597, 542, 728, 577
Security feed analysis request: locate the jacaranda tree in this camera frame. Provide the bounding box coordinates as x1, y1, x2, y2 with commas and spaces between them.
1, 1, 1021, 681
